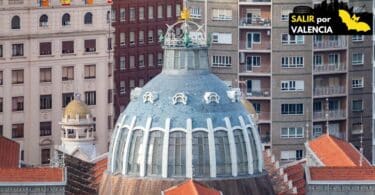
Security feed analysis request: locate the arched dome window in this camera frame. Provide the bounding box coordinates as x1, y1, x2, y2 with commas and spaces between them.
172, 93, 188, 105
234, 129, 248, 175
215, 130, 232, 176
168, 131, 186, 177
146, 131, 164, 176
192, 131, 210, 177
247, 127, 258, 172
113, 127, 129, 173
127, 129, 143, 175
204, 92, 220, 104
39, 14, 48, 27
11, 16, 20, 29
62, 13, 71, 26
84, 12, 93, 24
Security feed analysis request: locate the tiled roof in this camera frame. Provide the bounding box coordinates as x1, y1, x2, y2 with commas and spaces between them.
163, 179, 221, 195
284, 160, 306, 195
310, 167, 375, 180
308, 134, 371, 167
0, 136, 20, 168
0, 168, 64, 182
92, 157, 108, 187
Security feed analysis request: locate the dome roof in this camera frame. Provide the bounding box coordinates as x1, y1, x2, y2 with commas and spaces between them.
63, 99, 91, 119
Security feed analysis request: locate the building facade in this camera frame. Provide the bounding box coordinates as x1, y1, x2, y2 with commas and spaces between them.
0, 0, 114, 165
112, 0, 182, 116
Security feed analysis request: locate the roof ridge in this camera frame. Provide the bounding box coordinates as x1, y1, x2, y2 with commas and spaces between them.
327, 135, 356, 166
190, 180, 199, 195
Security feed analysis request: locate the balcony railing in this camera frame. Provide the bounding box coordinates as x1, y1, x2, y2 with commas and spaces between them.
239, 17, 271, 27
240, 40, 271, 51
246, 89, 270, 98
260, 135, 270, 144
313, 86, 345, 96
239, 64, 270, 74
239, 0, 271, 3
313, 110, 346, 120
313, 63, 346, 74
313, 39, 347, 49
257, 112, 270, 121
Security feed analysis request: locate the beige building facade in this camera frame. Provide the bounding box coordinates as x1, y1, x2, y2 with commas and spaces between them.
0, 0, 114, 165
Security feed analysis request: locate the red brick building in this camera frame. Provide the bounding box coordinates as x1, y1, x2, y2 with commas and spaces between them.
112, 0, 182, 116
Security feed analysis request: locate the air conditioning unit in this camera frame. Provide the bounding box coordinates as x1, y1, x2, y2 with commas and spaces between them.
239, 52, 245, 64
267, 30, 271, 36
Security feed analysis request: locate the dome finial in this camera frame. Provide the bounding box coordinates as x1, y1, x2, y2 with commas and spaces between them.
74, 93, 81, 100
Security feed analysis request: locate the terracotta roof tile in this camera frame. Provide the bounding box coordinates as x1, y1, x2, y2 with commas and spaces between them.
308, 134, 371, 167
0, 168, 64, 182
310, 167, 375, 180
0, 136, 20, 168
163, 179, 221, 195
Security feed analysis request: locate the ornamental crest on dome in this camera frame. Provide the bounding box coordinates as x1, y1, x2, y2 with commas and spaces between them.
130, 87, 142, 101
204, 92, 220, 104
172, 93, 188, 105
227, 88, 241, 102
143, 91, 158, 104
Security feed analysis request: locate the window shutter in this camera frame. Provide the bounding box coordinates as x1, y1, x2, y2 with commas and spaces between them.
296, 81, 304, 91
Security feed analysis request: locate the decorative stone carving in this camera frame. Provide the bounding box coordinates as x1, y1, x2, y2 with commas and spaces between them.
227, 88, 241, 102
143, 91, 158, 104
204, 92, 220, 104
130, 87, 142, 101
172, 93, 188, 105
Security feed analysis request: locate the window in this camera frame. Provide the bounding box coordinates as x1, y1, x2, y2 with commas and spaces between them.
281, 80, 304, 91
192, 131, 210, 177
190, 7, 201, 19
211, 32, 232, 44
139, 31, 144, 44
281, 56, 304, 68
120, 8, 126, 21
313, 126, 323, 138
215, 131, 231, 176
40, 122, 51, 136
313, 55, 323, 66
281, 127, 304, 138
107, 38, 112, 51
84, 64, 96, 79
62, 66, 74, 81
39, 14, 48, 27
0, 45, 3, 57
246, 56, 261, 70
352, 78, 363, 88
120, 81, 126, 95
120, 56, 126, 70
127, 129, 144, 175
111, 9, 116, 22
129, 32, 135, 46
85, 91, 96, 105
280, 150, 297, 161
120, 32, 126, 46
40, 95, 52, 109
157, 5, 163, 18
108, 89, 112, 103
167, 5, 172, 18
352, 53, 364, 65
139, 55, 144, 67
12, 43, 24, 57
148, 6, 154, 19
40, 68, 51, 82
129, 7, 135, 21
281, 104, 303, 115
41, 148, 50, 164
0, 98, 3, 112
84, 12, 93, 24
11, 16, 20, 29
212, 9, 232, 20
12, 96, 23, 111
146, 131, 164, 176
39, 42, 51, 55
139, 79, 144, 87
12, 124, 23, 138
176, 4, 181, 17
246, 32, 261, 48
328, 53, 339, 65
252, 103, 260, 113
296, 150, 303, 160
0, 71, 2, 85
234, 129, 248, 175
0, 125, 2, 136
212, 56, 232, 67
281, 34, 304, 45
352, 100, 363, 112
62, 13, 70, 26
84, 39, 96, 52
352, 35, 364, 41
62, 93, 74, 107
62, 41, 74, 54
148, 30, 154, 43
281, 10, 292, 21
112, 127, 129, 173
168, 131, 186, 177
157, 53, 163, 66
352, 123, 363, 135
129, 80, 135, 90
129, 56, 135, 69
148, 54, 154, 66
12, 69, 24, 84
139, 7, 145, 20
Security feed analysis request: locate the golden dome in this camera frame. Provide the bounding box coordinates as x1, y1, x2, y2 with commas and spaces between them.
240, 98, 257, 115
63, 99, 91, 119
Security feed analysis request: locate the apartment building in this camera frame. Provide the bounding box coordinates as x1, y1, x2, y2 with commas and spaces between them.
0, 0, 114, 165
112, 0, 182, 116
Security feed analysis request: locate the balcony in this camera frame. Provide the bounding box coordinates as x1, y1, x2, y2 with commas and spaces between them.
257, 112, 270, 123
239, 17, 271, 29
239, 64, 270, 76
313, 39, 347, 50
246, 89, 271, 99
260, 135, 270, 144
313, 110, 346, 121
313, 86, 345, 97
239, 40, 271, 53
239, 0, 271, 5
313, 64, 346, 74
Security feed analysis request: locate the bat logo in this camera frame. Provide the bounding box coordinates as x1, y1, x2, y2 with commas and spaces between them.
338, 9, 371, 32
